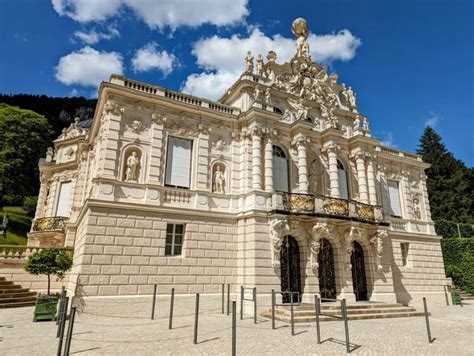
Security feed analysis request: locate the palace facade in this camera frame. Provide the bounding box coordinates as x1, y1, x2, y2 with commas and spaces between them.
29, 19, 448, 305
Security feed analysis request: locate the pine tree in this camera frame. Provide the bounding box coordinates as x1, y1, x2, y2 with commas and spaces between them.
417, 126, 474, 223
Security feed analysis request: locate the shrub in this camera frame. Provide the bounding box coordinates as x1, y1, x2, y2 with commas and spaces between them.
435, 219, 474, 238
23, 196, 37, 217
24, 248, 73, 295
441, 238, 474, 294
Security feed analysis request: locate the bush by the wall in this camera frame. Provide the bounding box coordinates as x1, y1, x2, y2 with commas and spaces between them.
441, 238, 474, 294
23, 196, 37, 217
435, 220, 474, 238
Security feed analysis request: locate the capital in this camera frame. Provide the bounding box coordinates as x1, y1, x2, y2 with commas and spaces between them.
104, 103, 125, 116
291, 133, 309, 149
322, 143, 340, 155
151, 113, 167, 125
250, 125, 262, 137
198, 124, 210, 135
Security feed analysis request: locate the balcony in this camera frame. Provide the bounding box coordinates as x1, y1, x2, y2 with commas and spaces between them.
273, 192, 384, 224
32, 217, 69, 233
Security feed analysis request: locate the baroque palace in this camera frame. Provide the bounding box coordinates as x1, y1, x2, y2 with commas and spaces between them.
28, 18, 447, 305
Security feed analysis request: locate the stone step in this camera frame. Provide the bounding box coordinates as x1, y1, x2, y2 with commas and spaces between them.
275, 306, 417, 317
0, 291, 36, 299
0, 295, 37, 303
0, 284, 23, 290
276, 303, 404, 311
0, 280, 15, 286
262, 310, 427, 323
0, 300, 36, 309
0, 287, 31, 294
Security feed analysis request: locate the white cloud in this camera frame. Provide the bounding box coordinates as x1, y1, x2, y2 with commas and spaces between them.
55, 46, 124, 87
425, 111, 440, 128
131, 42, 176, 75
380, 131, 398, 148
74, 26, 120, 44
52, 0, 249, 29
181, 28, 361, 99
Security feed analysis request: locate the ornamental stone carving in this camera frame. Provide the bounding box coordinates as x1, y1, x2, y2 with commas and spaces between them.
309, 223, 330, 273
269, 219, 290, 274
151, 113, 167, 125
57, 117, 87, 141
244, 51, 254, 74
343, 226, 365, 271
212, 164, 226, 194
126, 120, 145, 136
256, 54, 264, 76
124, 151, 140, 182
370, 229, 388, 271
104, 103, 125, 116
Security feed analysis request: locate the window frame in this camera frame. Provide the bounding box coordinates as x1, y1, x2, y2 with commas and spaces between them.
387, 180, 403, 218
272, 145, 290, 193
165, 223, 185, 256
337, 160, 350, 200
164, 136, 193, 189
55, 180, 72, 217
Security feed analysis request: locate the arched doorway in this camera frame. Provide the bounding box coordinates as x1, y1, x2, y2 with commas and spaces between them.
351, 241, 368, 301
280, 235, 301, 303
318, 238, 337, 300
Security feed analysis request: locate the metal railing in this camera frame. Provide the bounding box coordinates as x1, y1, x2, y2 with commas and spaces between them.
315, 296, 351, 353
32, 217, 68, 233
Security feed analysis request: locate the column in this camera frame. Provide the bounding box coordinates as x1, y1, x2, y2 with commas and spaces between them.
264, 132, 273, 192
324, 144, 340, 198
293, 134, 308, 194
354, 152, 369, 203
366, 156, 377, 205
251, 126, 262, 190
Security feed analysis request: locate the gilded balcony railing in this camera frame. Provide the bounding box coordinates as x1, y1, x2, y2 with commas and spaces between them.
31, 217, 68, 233
282, 192, 315, 213
273, 192, 383, 223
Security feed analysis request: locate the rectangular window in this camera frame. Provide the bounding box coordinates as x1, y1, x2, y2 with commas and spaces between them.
165, 224, 184, 256
55, 181, 72, 217
400, 242, 409, 266
388, 180, 402, 217
165, 137, 192, 188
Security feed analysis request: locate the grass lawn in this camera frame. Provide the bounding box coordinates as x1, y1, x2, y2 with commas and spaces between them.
0, 206, 31, 245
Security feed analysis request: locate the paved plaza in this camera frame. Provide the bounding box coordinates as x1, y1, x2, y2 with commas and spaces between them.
0, 295, 472, 355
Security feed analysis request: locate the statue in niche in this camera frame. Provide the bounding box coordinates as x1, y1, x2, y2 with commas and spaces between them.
413, 195, 422, 220
256, 54, 264, 76
213, 164, 225, 194
245, 51, 254, 73
125, 151, 140, 182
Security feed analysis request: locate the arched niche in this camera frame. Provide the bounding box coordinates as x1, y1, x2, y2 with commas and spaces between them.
211, 161, 226, 194
121, 145, 143, 183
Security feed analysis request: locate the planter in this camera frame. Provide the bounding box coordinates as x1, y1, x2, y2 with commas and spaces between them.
33, 294, 59, 322
451, 290, 461, 305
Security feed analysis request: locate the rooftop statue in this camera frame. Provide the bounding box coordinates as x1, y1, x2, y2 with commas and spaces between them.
292, 18, 310, 58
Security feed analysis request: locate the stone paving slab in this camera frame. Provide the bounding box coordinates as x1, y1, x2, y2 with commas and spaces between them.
0, 296, 472, 355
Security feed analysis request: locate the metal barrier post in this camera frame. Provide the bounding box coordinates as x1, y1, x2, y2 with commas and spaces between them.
290, 294, 295, 336
315, 295, 321, 344
169, 288, 175, 329
459, 290, 464, 308
56, 296, 69, 356
271, 290, 275, 330
253, 287, 257, 324
56, 287, 66, 326
342, 299, 350, 353
227, 284, 230, 316
240, 286, 243, 320
232, 301, 237, 356
443, 285, 450, 306
63, 306, 76, 356
151, 284, 157, 320
193, 293, 199, 344
222, 283, 225, 314
422, 297, 433, 343
56, 292, 67, 337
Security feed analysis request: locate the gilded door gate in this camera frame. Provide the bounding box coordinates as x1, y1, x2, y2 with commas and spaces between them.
280, 235, 301, 303
351, 241, 368, 301
318, 238, 337, 300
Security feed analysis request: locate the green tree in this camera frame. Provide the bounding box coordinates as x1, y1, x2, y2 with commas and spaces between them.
24, 248, 73, 295
0, 104, 53, 205
417, 126, 474, 223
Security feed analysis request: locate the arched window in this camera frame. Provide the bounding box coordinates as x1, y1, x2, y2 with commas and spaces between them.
272, 145, 290, 192
337, 160, 349, 200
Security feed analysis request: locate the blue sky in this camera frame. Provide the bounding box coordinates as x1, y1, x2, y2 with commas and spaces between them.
1, 0, 473, 165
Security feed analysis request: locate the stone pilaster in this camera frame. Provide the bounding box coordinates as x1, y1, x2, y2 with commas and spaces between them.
148, 113, 166, 184
263, 130, 274, 192
293, 134, 309, 194
196, 124, 210, 190
401, 169, 413, 219
377, 164, 390, 214
420, 173, 432, 221
323, 143, 340, 198
366, 156, 377, 205
251, 126, 262, 190
34, 173, 50, 219
353, 152, 369, 203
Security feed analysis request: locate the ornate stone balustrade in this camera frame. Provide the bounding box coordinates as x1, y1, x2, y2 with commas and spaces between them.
376, 146, 422, 162
0, 245, 73, 263
273, 192, 384, 223
31, 217, 68, 233
387, 217, 436, 235
111, 75, 240, 116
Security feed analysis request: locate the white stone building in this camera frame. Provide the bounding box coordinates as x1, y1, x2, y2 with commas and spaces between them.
29, 19, 448, 306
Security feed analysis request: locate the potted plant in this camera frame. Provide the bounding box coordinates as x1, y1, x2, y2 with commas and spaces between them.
24, 247, 73, 321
